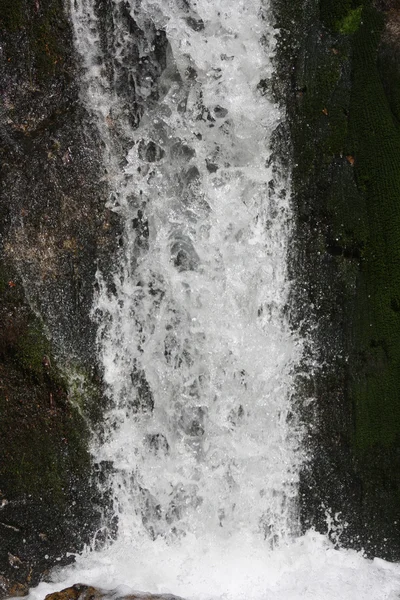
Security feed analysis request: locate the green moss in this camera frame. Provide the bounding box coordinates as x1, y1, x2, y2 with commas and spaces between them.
337, 6, 363, 34
288, 7, 400, 460
276, 0, 400, 559
0, 326, 92, 505
298, 0, 400, 461
320, 0, 365, 33
378, 42, 400, 126
0, 258, 92, 506
290, 45, 346, 185
0, 384, 91, 503
15, 319, 52, 378
304, 58, 342, 115
326, 164, 369, 249
320, 0, 351, 31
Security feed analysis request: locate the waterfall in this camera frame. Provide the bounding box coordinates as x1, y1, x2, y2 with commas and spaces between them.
25, 1, 400, 599
69, 0, 304, 578
82, 0, 302, 548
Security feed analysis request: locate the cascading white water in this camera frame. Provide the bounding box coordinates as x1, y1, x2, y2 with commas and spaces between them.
26, 1, 400, 599
88, 0, 302, 549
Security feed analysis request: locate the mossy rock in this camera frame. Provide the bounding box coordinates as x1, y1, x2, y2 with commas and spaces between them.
347, 5, 400, 457
337, 6, 363, 34
0, 0, 117, 591
0, 260, 101, 592
274, 0, 400, 559
320, 0, 365, 33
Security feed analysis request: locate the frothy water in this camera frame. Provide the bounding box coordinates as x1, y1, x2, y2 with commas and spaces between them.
78, 0, 301, 546
26, 0, 400, 598
26, 531, 400, 600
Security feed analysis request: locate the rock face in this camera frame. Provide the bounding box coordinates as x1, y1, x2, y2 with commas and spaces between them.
0, 0, 120, 595
44, 585, 184, 600
0, 270, 95, 593
0, 0, 120, 365
272, 0, 400, 559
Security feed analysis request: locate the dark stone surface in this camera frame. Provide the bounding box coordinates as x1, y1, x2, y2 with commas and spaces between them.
0, 0, 122, 366
0, 260, 102, 595
0, 0, 120, 594
272, 0, 400, 560
0, 5, 122, 365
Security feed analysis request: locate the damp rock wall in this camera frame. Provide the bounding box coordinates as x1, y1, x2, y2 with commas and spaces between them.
273, 0, 400, 560
0, 0, 120, 594
2, 0, 400, 594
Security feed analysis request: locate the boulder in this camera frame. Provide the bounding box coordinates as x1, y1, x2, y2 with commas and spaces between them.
44, 584, 184, 600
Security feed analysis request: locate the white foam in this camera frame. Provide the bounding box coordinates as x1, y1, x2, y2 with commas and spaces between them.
27, 531, 400, 600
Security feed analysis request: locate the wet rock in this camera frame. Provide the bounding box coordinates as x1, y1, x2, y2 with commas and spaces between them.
45, 585, 99, 600
7, 553, 23, 568
130, 367, 154, 413
272, 0, 400, 562
138, 140, 165, 163
0, 576, 28, 598
0, 260, 105, 598
145, 433, 170, 455
0, 0, 122, 367
0, 0, 116, 594
213, 105, 228, 118
170, 142, 196, 162
170, 236, 200, 272
181, 166, 200, 188
206, 159, 218, 173
132, 209, 149, 250
185, 66, 197, 80
44, 584, 184, 600
185, 16, 205, 31
179, 406, 206, 437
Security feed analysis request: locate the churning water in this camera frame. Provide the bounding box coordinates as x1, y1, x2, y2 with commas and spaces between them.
27, 0, 400, 598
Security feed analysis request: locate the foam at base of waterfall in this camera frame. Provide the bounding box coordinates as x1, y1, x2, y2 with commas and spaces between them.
24, 531, 400, 600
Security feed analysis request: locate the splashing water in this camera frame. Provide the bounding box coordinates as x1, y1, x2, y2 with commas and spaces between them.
73, 0, 302, 545
27, 0, 400, 598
